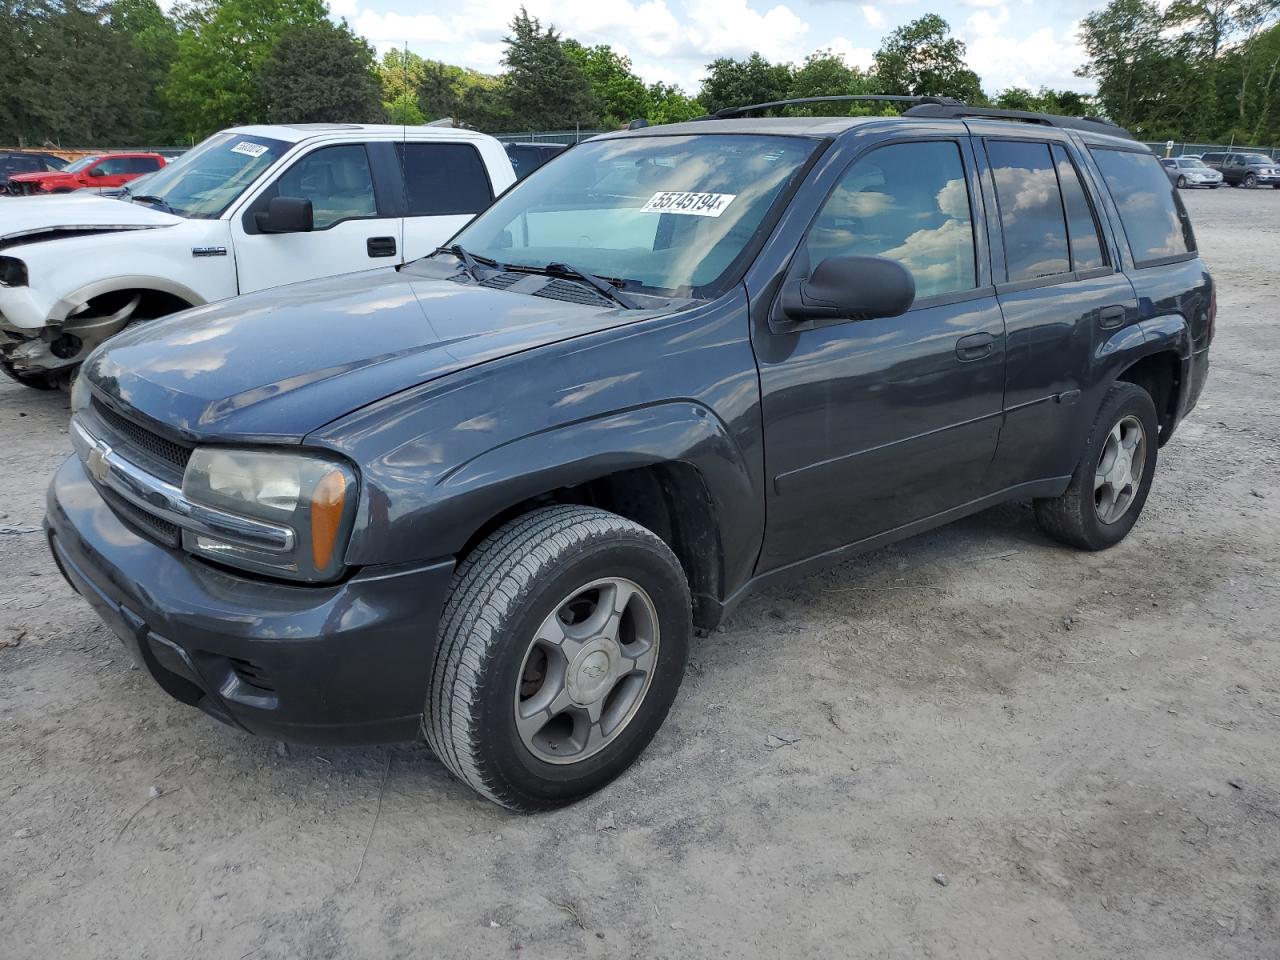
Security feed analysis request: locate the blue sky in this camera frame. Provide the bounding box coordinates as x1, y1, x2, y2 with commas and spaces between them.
327, 0, 1102, 96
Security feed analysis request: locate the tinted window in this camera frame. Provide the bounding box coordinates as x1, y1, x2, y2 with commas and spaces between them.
277, 144, 377, 229
1051, 145, 1106, 271
987, 140, 1069, 281
805, 140, 976, 300
95, 157, 133, 175
398, 142, 493, 216
1091, 148, 1195, 264
129, 156, 161, 173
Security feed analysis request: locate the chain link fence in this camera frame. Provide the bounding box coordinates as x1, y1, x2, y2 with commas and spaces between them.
494, 129, 611, 145
1142, 140, 1280, 159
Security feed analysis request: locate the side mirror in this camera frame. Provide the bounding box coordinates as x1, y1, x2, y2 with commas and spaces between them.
88, 167, 105, 178
775, 255, 915, 331
255, 196, 313, 234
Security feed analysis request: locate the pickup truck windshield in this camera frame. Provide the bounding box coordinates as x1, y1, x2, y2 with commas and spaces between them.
129, 133, 289, 220
449, 134, 817, 296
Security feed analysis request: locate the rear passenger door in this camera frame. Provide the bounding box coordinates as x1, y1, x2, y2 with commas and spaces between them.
755, 136, 1007, 570
396, 141, 495, 263
233, 142, 401, 294
978, 134, 1139, 489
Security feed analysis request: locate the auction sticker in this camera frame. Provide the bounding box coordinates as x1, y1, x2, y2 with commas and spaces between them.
230, 141, 269, 158
641, 191, 736, 217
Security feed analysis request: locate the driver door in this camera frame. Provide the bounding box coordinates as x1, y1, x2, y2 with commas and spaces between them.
231, 143, 402, 294
753, 138, 1006, 570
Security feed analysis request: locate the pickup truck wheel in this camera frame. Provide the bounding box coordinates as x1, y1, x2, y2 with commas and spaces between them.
424, 505, 691, 811
1034, 383, 1158, 550
0, 358, 58, 390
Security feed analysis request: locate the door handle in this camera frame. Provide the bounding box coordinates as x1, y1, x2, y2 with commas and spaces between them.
955, 332, 994, 361
367, 236, 397, 258
1098, 305, 1126, 329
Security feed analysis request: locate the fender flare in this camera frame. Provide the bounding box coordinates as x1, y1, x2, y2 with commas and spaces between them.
52, 275, 206, 324
398, 401, 762, 602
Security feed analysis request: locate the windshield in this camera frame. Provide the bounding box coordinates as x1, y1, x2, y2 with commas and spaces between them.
1180, 158, 1208, 168
63, 156, 99, 174
449, 134, 818, 297
130, 132, 289, 219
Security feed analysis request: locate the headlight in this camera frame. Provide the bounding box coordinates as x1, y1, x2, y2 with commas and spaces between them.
0, 256, 27, 287
181, 447, 358, 582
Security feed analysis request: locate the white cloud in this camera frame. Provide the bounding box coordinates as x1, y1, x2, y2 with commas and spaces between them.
828, 36, 875, 71
966, 5, 1010, 36
861, 4, 885, 28
355, 9, 455, 45
962, 20, 1093, 93
329, 0, 359, 19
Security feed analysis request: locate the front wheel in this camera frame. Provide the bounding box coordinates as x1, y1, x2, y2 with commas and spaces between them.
1176, 175, 1187, 188
1244, 173, 1258, 188
0, 358, 58, 390
424, 505, 691, 811
1034, 383, 1158, 550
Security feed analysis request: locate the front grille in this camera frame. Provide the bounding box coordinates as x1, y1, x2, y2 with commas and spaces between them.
92, 399, 192, 480
100, 486, 181, 547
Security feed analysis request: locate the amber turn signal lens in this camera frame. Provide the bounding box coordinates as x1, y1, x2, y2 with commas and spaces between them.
310, 469, 348, 572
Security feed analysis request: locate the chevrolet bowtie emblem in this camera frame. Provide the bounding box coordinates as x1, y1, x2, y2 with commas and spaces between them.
85, 440, 112, 484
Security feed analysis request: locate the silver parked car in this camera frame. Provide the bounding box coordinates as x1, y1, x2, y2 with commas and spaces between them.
1160, 156, 1223, 188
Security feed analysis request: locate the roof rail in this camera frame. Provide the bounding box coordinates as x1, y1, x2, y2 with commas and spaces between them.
901, 103, 1134, 139
702, 94, 962, 120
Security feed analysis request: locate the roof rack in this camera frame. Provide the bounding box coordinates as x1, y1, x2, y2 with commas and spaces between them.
901, 103, 1134, 140
703, 94, 962, 120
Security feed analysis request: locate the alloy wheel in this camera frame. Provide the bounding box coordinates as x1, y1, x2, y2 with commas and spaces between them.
1094, 414, 1146, 525
514, 577, 660, 764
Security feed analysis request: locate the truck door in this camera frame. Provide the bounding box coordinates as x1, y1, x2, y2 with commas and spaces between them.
396, 141, 497, 264
753, 136, 1007, 571
976, 132, 1139, 489
231, 142, 403, 294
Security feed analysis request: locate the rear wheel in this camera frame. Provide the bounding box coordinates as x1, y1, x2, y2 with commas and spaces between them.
424, 505, 692, 811
1034, 383, 1158, 551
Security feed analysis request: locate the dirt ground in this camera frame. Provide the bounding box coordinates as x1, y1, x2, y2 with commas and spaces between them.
1, 187, 1278, 960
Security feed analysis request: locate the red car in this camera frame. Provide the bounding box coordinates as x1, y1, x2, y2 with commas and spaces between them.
5, 152, 166, 196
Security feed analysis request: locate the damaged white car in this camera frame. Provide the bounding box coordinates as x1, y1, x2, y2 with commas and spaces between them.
0, 123, 515, 388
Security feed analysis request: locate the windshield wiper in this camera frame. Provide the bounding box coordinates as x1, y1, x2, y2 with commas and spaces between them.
131, 194, 177, 215
434, 243, 498, 282
511, 261, 642, 309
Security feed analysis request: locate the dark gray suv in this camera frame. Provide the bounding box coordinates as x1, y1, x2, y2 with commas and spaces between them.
46, 98, 1214, 810
1201, 150, 1280, 187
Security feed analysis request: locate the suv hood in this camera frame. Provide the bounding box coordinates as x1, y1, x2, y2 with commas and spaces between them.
0, 194, 179, 248
84, 266, 667, 443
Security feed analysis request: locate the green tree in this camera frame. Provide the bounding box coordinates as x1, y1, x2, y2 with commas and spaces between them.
993, 86, 1095, 115
500, 7, 596, 129
698, 53, 793, 114
378, 48, 427, 122
872, 14, 986, 102
565, 41, 650, 127
647, 82, 704, 124
258, 20, 384, 123
786, 49, 871, 114
164, 0, 328, 139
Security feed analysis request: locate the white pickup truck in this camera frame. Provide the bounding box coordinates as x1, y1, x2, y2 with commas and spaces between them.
0, 123, 516, 388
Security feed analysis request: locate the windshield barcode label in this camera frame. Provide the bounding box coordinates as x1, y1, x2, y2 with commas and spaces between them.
230, 141, 268, 158
641, 191, 736, 217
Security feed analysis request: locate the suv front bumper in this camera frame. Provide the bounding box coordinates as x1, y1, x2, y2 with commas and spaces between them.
45, 454, 454, 745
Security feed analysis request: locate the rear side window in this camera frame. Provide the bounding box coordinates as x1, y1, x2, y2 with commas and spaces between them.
1051, 145, 1106, 271
397, 142, 493, 216
130, 156, 162, 173
1091, 148, 1195, 265
987, 140, 1070, 282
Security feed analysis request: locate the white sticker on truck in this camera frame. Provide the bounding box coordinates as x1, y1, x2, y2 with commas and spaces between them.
230, 141, 269, 158
640, 191, 736, 217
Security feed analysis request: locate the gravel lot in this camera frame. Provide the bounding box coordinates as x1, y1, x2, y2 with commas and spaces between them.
2, 187, 1278, 960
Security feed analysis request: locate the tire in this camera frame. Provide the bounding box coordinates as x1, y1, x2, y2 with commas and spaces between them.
1176, 175, 1186, 188
424, 504, 692, 811
0, 358, 58, 390
1244, 173, 1257, 188
1273, 184, 1280, 190
1034, 382, 1159, 551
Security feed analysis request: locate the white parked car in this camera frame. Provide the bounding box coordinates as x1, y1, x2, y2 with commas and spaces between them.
0, 123, 515, 388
